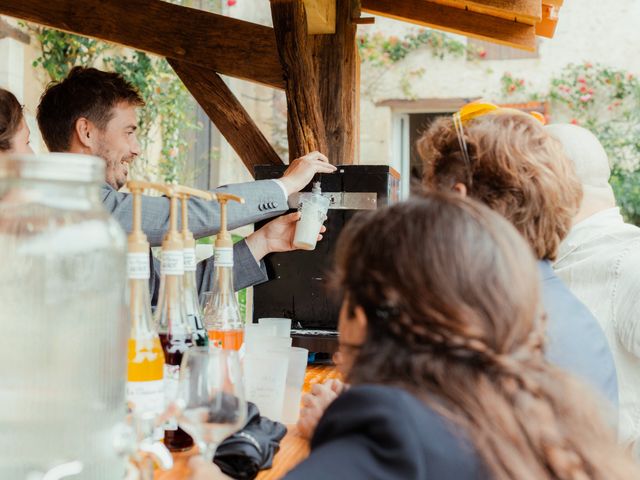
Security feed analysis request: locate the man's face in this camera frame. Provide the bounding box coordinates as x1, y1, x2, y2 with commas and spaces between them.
93, 102, 140, 190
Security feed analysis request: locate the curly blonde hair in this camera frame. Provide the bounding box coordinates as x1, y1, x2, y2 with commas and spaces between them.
419, 112, 582, 260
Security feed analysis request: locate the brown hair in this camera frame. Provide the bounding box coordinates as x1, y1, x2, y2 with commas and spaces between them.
37, 67, 144, 152
419, 112, 582, 260
0, 88, 24, 152
333, 193, 637, 480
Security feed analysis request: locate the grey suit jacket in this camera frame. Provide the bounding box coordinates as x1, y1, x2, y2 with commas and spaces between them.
149, 241, 268, 306
101, 180, 288, 247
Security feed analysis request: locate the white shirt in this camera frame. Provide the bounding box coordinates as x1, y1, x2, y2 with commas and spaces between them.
555, 207, 640, 442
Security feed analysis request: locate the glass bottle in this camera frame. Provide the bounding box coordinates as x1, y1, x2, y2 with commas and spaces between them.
125, 182, 166, 444
153, 188, 194, 452
203, 194, 245, 350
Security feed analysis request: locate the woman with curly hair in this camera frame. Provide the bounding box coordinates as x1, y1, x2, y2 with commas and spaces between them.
418, 108, 617, 406
190, 193, 638, 480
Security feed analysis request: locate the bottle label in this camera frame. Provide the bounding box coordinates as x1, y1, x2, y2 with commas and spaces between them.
214, 247, 234, 267
183, 248, 197, 272
161, 251, 184, 275
163, 364, 181, 431
126, 380, 165, 441
127, 252, 150, 279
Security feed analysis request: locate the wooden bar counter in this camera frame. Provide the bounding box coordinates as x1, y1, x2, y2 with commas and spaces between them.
156, 365, 339, 480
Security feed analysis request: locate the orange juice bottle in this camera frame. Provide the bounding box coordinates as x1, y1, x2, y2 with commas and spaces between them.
202, 193, 245, 351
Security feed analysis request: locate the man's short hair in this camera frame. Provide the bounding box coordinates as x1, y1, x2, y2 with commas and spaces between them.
37, 67, 144, 152
419, 112, 583, 261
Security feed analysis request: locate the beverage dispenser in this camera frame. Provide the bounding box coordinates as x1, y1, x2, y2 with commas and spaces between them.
0, 154, 129, 479
253, 165, 400, 354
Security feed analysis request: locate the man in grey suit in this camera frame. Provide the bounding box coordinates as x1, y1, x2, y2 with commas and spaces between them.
36, 66, 335, 297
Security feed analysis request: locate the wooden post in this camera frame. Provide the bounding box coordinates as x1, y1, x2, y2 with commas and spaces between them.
270, 0, 328, 161
169, 60, 283, 174
312, 0, 360, 165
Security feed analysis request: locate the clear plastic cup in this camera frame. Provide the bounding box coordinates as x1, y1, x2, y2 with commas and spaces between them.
244, 351, 289, 422
245, 335, 292, 355
282, 347, 309, 424
293, 192, 330, 251
258, 317, 291, 338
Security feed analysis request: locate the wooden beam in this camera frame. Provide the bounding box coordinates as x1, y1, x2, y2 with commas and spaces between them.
271, 0, 328, 160
0, 0, 285, 89
168, 59, 284, 175
362, 0, 537, 51
303, 0, 336, 34
436, 1, 542, 25
312, 0, 359, 165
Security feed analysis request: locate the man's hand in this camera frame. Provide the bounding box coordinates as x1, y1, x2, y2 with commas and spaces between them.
279, 151, 336, 196
245, 211, 326, 262
297, 379, 346, 440
188, 456, 231, 480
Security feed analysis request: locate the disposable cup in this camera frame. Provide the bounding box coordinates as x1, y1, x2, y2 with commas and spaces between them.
282, 347, 309, 424
293, 192, 330, 251
258, 317, 291, 338
244, 351, 289, 422
245, 334, 292, 355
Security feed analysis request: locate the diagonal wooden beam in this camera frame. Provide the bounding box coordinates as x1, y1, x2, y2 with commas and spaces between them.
0, 0, 285, 89
362, 0, 537, 51
169, 59, 284, 175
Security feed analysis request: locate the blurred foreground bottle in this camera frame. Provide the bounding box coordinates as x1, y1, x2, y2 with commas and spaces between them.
0, 154, 128, 478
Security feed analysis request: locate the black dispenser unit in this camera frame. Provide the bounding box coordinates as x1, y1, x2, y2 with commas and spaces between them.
253, 165, 400, 354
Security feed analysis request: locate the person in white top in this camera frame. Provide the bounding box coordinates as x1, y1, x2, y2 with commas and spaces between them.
548, 123, 640, 446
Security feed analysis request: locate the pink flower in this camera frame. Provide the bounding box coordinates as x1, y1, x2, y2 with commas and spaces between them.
588, 88, 594, 94
584, 62, 593, 69
227, 0, 237, 6
579, 85, 588, 93
478, 49, 487, 58
577, 76, 586, 84
579, 94, 592, 103
518, 79, 525, 86
570, 118, 580, 125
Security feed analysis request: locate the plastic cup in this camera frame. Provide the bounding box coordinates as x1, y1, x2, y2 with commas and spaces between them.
258, 317, 291, 338
245, 334, 292, 355
293, 192, 330, 251
282, 347, 309, 424
244, 351, 289, 422
245, 323, 277, 344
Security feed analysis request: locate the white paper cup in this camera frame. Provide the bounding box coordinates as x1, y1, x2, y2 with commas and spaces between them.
293, 193, 330, 251
258, 317, 292, 338
244, 351, 289, 422
282, 347, 309, 424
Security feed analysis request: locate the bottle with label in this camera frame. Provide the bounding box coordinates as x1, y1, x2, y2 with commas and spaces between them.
125, 181, 167, 443
176, 186, 215, 348
203, 193, 246, 350
153, 186, 194, 452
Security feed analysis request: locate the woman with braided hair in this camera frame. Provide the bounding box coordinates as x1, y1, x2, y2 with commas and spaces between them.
190, 193, 639, 480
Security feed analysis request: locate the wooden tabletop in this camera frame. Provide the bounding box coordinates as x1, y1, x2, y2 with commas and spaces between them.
155, 365, 339, 480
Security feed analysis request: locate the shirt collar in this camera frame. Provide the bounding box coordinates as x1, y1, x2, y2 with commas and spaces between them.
556, 207, 622, 264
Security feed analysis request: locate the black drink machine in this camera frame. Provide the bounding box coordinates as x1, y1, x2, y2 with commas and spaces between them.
253, 165, 400, 355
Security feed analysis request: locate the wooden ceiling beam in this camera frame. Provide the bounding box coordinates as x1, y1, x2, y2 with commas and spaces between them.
169, 59, 284, 174
436, 1, 542, 25
362, 0, 537, 51
0, 0, 285, 89
303, 0, 336, 34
